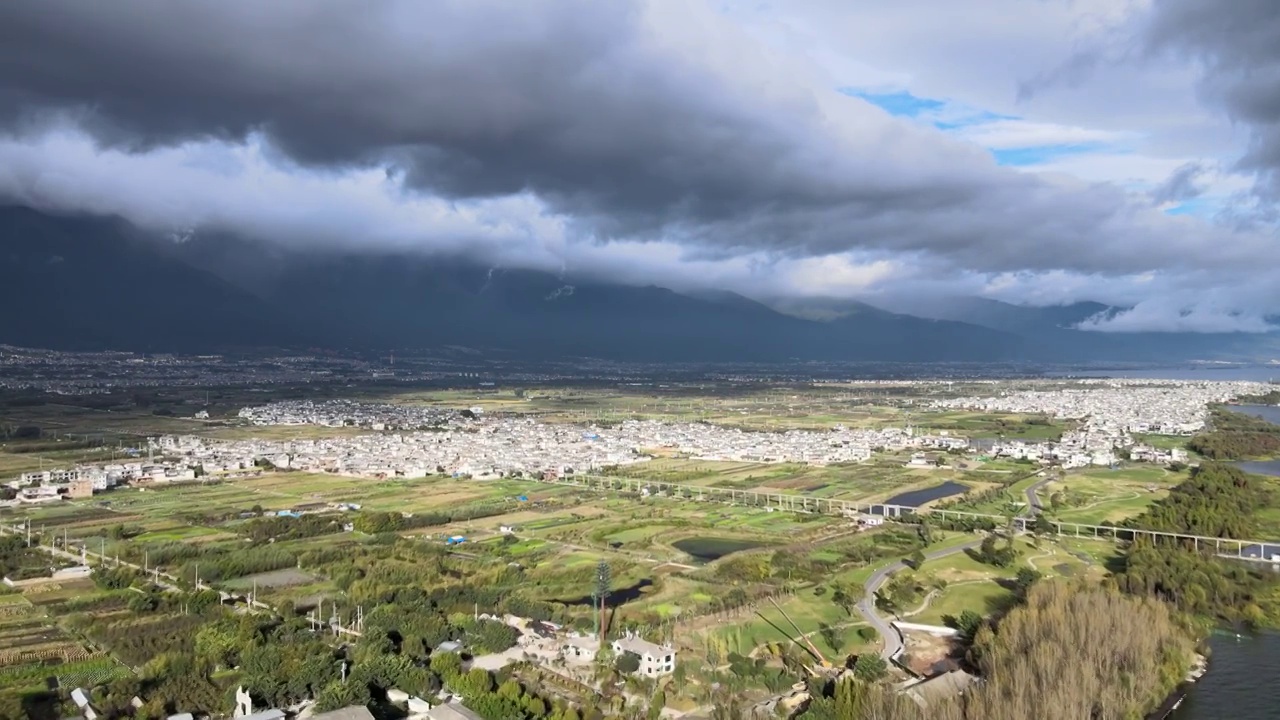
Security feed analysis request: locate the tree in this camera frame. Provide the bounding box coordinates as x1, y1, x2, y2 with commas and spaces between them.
1013, 568, 1042, 596
948, 609, 984, 643
917, 521, 934, 546
852, 653, 888, 682
431, 650, 464, 679
314, 680, 370, 713
831, 582, 864, 616
1032, 514, 1055, 536
818, 623, 842, 654
648, 689, 666, 720
616, 652, 641, 675
908, 550, 926, 570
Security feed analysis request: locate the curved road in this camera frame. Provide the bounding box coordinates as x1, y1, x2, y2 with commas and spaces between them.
858, 472, 1053, 664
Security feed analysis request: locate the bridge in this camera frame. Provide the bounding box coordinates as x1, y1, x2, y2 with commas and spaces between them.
537, 473, 1280, 563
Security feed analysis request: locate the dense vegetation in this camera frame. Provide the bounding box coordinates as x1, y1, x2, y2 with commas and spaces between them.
0, 535, 54, 581
20, 548, 600, 720
240, 514, 348, 543
802, 582, 1192, 720
352, 506, 510, 534
1188, 408, 1280, 460
1115, 462, 1280, 625
1128, 461, 1271, 538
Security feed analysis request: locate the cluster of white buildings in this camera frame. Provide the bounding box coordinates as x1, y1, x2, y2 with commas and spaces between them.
473, 613, 676, 679
17, 462, 195, 490
159, 407, 974, 479
5, 461, 199, 504
934, 379, 1256, 468
932, 379, 1269, 437
237, 400, 457, 430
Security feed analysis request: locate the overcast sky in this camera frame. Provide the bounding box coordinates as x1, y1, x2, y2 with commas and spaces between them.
0, 0, 1276, 332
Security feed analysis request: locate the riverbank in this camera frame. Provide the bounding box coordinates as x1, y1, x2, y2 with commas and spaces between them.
1146, 654, 1208, 720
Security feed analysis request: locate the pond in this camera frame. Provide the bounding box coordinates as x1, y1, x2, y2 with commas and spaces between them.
672, 536, 766, 563
555, 579, 654, 606
885, 481, 970, 508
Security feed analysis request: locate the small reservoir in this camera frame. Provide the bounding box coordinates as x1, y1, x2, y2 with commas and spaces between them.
672, 537, 765, 563
885, 481, 970, 508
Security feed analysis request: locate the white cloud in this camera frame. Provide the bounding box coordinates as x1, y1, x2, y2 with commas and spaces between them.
948, 119, 1129, 151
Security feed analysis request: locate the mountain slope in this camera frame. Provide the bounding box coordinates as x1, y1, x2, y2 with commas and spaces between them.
5, 205, 1269, 363
0, 206, 297, 351
242, 254, 1024, 361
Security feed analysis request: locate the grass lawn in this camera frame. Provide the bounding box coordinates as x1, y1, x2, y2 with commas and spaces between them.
1044, 466, 1184, 525
911, 582, 1015, 626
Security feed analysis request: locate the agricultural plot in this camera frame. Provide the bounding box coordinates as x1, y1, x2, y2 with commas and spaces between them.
0, 584, 130, 694
610, 457, 971, 505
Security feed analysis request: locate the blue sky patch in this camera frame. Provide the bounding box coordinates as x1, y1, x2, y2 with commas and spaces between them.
990, 144, 1109, 167
842, 89, 944, 118
1163, 197, 1212, 216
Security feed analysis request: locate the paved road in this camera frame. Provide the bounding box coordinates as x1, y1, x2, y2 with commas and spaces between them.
858, 473, 1052, 664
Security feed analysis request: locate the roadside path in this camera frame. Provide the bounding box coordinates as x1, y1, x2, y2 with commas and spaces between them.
857, 472, 1052, 665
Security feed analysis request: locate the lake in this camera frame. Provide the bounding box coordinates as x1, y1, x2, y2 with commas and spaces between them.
1229, 405, 1280, 478
884, 481, 970, 508
1048, 367, 1280, 382
1232, 404, 1280, 426
1171, 632, 1280, 720
671, 536, 765, 563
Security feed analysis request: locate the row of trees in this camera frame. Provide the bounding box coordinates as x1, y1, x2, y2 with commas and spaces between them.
239, 515, 347, 543
351, 504, 510, 534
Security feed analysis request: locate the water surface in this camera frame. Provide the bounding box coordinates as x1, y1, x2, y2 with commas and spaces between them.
672, 536, 764, 563
1232, 404, 1280, 426
555, 578, 653, 606
885, 481, 970, 508
1048, 367, 1280, 382
1172, 632, 1280, 720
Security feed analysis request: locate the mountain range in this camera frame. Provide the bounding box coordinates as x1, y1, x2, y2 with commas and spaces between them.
2, 204, 1276, 363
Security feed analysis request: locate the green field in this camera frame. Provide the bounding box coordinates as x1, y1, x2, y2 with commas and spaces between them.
1044, 466, 1186, 525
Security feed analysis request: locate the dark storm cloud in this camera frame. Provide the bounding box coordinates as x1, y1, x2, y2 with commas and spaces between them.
0, 0, 1261, 278
1147, 0, 1280, 200
1, 0, 920, 249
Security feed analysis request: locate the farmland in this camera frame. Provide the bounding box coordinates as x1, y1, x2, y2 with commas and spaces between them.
0, 584, 131, 717
0, 377, 1198, 716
